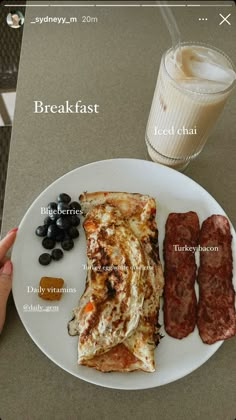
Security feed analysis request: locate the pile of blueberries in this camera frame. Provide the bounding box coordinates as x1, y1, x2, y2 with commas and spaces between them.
36, 193, 82, 265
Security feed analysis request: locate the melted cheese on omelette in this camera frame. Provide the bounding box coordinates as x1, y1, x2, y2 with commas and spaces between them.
74, 204, 147, 361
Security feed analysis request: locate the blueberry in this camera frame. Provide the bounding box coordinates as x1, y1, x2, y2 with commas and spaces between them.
56, 217, 71, 230
39, 253, 51, 266
57, 202, 70, 215
63, 232, 71, 242
57, 193, 71, 204
61, 239, 74, 251
55, 230, 65, 242
70, 201, 81, 212
44, 216, 53, 226
47, 224, 59, 240
51, 248, 64, 261
67, 227, 79, 239
48, 202, 57, 211
35, 225, 48, 237
48, 210, 59, 222
69, 215, 80, 227
42, 237, 56, 250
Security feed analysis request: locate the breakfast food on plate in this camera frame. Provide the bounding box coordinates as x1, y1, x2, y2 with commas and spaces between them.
66, 191, 234, 374
35, 193, 81, 265
163, 212, 200, 339
68, 191, 164, 372
163, 211, 236, 344
197, 215, 236, 344
38, 276, 64, 300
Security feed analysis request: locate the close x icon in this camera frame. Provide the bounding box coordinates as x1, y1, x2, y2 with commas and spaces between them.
219, 13, 231, 25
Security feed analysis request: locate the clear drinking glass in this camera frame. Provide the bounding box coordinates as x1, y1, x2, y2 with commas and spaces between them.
145, 42, 236, 171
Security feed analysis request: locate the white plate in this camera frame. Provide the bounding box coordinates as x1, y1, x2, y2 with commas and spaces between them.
12, 158, 236, 390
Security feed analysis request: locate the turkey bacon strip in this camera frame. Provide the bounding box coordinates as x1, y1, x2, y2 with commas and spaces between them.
163, 212, 200, 339
197, 215, 236, 344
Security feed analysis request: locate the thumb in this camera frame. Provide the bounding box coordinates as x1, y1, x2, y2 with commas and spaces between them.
0, 260, 13, 333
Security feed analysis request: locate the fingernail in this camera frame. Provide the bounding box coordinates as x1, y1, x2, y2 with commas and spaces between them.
7, 227, 18, 235
1, 260, 13, 276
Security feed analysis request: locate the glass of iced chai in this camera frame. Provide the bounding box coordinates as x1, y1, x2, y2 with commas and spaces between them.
145, 43, 236, 170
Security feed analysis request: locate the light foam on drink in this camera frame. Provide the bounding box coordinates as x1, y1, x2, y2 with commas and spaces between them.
146, 44, 236, 170
168, 46, 236, 92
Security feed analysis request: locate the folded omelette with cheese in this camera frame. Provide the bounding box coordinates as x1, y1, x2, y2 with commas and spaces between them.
68, 192, 164, 372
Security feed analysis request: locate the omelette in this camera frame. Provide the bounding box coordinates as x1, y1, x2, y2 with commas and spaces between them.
68, 192, 164, 372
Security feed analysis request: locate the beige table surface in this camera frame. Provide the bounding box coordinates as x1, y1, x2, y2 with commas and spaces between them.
1, 1, 236, 419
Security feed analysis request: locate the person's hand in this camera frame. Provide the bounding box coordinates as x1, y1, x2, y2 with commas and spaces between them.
0, 228, 18, 333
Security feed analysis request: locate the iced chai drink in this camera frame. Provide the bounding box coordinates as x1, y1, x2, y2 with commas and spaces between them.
146, 43, 236, 170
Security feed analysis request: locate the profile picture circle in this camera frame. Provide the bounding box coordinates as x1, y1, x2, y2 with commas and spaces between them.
6, 11, 24, 29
